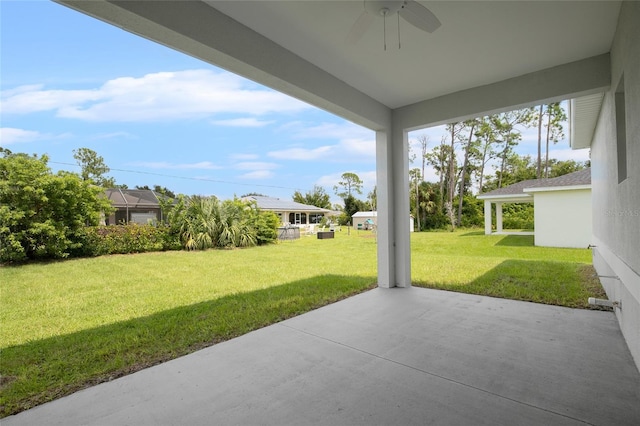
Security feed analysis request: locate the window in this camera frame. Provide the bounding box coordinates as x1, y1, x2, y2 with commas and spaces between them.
309, 213, 324, 224
615, 75, 627, 183
289, 213, 306, 225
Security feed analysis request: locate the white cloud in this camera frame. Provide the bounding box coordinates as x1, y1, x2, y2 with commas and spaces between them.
268, 145, 334, 161
267, 136, 374, 162
279, 120, 372, 140
129, 161, 220, 170
0, 127, 68, 145
90, 131, 136, 140
238, 170, 275, 180
549, 148, 591, 162
1, 70, 310, 122
234, 161, 279, 171
211, 118, 274, 127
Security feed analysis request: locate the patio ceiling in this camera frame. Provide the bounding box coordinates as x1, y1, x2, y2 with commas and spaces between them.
57, 0, 621, 132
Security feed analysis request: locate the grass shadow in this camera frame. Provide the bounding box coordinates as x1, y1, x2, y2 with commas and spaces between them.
413, 259, 606, 309
0, 274, 376, 418
459, 230, 485, 237
494, 234, 534, 247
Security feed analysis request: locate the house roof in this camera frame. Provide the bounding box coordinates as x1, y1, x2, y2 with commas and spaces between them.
478, 169, 591, 200
243, 196, 329, 213
353, 211, 378, 218
105, 189, 164, 208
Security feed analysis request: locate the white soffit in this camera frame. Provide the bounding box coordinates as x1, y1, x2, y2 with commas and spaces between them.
570, 93, 605, 150
207, 1, 620, 109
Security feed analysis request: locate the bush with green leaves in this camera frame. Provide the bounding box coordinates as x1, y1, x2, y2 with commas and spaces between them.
73, 224, 181, 257
0, 150, 112, 262
502, 203, 534, 230
164, 195, 277, 250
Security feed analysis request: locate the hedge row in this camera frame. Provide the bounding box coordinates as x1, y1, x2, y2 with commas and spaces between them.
72, 224, 182, 257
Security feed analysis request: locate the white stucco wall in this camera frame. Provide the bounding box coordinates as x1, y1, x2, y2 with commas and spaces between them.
532, 189, 592, 248
590, 1, 640, 370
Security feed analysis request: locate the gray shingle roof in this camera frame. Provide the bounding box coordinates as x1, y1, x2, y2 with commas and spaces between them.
105, 189, 164, 208
243, 196, 328, 212
479, 168, 591, 197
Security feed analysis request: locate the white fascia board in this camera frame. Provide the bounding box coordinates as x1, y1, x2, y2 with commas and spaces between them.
476, 194, 533, 203
524, 184, 591, 193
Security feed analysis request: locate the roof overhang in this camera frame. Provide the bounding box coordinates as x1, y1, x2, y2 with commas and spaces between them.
476, 194, 533, 203
524, 184, 591, 194
570, 93, 606, 150
55, 1, 620, 132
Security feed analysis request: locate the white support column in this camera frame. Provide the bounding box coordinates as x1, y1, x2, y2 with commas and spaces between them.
375, 127, 411, 288
496, 202, 503, 234
484, 200, 492, 235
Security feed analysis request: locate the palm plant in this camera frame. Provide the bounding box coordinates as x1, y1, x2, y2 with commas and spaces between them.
170, 196, 258, 251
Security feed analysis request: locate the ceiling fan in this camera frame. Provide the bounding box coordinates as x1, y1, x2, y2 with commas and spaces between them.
347, 0, 441, 49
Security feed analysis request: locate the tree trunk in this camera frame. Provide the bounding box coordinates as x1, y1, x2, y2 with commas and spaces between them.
448, 126, 456, 207
536, 104, 543, 179
457, 122, 476, 226
545, 110, 552, 178
415, 181, 420, 232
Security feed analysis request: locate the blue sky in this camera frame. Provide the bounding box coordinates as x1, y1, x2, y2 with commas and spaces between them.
1, 1, 588, 204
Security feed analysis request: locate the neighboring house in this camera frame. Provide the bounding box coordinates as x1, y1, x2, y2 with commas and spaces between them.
242, 195, 330, 227
352, 211, 377, 230
478, 169, 592, 248
353, 211, 414, 232
105, 189, 165, 225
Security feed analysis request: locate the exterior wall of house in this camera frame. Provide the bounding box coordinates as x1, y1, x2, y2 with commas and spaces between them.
590, 1, 640, 370
352, 212, 377, 230
532, 189, 592, 248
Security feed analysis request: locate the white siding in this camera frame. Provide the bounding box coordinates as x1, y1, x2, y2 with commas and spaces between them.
533, 189, 592, 248
590, 1, 640, 370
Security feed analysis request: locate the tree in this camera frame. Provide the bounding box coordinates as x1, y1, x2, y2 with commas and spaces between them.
535, 104, 544, 178
340, 194, 366, 225
543, 102, 567, 178
367, 186, 377, 212
456, 119, 479, 226
292, 185, 331, 209
547, 159, 587, 177
490, 108, 535, 188
136, 185, 176, 198
409, 168, 422, 231
416, 135, 430, 180
0, 151, 112, 262
425, 140, 452, 205
474, 117, 500, 192
446, 123, 464, 208
333, 172, 363, 198
73, 148, 116, 188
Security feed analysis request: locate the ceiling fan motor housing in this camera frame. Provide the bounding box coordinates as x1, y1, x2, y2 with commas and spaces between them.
365, 0, 405, 17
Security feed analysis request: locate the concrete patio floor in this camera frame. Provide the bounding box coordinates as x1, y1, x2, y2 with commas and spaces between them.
5, 287, 640, 426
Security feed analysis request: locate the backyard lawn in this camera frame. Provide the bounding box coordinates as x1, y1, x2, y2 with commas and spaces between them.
0, 229, 605, 417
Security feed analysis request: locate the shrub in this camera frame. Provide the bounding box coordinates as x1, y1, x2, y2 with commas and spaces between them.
255, 211, 279, 245
73, 224, 180, 257
0, 151, 112, 263
502, 203, 534, 230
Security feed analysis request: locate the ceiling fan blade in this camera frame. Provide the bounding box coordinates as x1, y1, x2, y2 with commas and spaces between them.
346, 10, 374, 45
400, 1, 441, 33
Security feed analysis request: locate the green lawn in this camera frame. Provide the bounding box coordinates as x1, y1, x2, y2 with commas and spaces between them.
0, 229, 604, 417
410, 231, 604, 307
